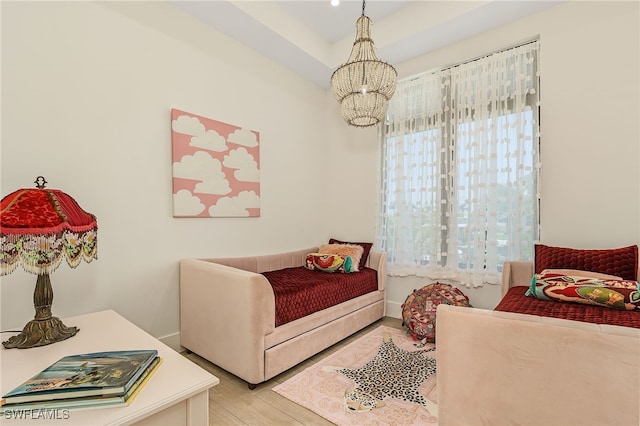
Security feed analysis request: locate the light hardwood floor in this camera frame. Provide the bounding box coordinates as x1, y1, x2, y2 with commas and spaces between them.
182, 316, 404, 426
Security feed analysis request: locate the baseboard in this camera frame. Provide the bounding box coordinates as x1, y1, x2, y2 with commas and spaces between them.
386, 301, 403, 319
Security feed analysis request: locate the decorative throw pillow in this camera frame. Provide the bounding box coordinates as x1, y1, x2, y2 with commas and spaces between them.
534, 244, 639, 281
329, 238, 373, 270
526, 272, 640, 311
305, 253, 354, 273
401, 283, 472, 344
318, 244, 364, 272
540, 269, 622, 281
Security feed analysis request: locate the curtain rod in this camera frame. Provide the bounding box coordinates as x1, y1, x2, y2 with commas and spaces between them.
401, 37, 540, 83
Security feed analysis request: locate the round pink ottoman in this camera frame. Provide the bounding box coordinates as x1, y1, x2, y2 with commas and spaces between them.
401, 282, 471, 343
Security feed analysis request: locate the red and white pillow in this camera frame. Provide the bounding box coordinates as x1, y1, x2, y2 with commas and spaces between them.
305, 253, 355, 273
527, 244, 640, 310
318, 243, 365, 272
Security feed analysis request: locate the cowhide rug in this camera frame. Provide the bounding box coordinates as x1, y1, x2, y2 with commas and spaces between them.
273, 325, 438, 426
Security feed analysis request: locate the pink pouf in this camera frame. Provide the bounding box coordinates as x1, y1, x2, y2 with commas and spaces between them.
401, 282, 471, 343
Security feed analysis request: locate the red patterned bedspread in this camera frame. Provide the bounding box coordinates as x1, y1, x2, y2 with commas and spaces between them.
262, 267, 379, 327
495, 286, 640, 329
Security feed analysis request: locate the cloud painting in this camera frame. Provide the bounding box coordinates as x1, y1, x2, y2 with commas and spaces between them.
171, 108, 261, 217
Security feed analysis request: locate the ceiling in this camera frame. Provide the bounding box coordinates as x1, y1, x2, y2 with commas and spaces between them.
169, 1, 562, 89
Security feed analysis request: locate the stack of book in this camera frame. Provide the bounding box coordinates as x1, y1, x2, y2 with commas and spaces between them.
0, 349, 161, 412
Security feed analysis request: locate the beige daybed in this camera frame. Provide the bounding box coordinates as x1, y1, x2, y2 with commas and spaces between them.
179, 246, 386, 388
436, 260, 640, 426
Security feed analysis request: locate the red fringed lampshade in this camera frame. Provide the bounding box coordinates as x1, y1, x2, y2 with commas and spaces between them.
0, 177, 98, 349
1, 185, 98, 275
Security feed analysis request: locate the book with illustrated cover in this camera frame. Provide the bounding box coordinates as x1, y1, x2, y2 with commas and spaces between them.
0, 357, 162, 413
1, 349, 158, 405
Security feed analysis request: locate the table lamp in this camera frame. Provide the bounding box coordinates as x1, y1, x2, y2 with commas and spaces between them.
0, 176, 98, 349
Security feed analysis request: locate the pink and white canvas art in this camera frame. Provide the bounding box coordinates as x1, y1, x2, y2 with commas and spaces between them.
171, 109, 260, 217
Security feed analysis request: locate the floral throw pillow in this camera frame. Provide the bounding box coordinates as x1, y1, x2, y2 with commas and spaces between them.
526, 272, 640, 311
318, 244, 364, 272
305, 253, 355, 273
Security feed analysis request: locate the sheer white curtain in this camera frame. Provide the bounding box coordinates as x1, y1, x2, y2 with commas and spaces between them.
377, 41, 540, 287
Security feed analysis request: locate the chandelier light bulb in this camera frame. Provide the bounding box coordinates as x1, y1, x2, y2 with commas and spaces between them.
331, 0, 340, 6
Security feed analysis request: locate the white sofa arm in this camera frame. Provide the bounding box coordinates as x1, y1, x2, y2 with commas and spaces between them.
179, 259, 275, 385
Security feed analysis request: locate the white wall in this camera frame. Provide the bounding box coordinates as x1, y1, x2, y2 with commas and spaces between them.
386, 1, 640, 315
0, 1, 380, 344
1, 2, 638, 340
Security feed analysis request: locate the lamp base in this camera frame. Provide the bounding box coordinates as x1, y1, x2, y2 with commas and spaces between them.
2, 317, 79, 349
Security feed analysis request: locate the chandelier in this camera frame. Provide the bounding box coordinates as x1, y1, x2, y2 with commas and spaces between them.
330, 0, 397, 128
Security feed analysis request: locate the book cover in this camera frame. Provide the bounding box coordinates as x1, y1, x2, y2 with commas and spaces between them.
122, 356, 162, 404
0, 394, 129, 413
0, 357, 162, 413
1, 350, 158, 404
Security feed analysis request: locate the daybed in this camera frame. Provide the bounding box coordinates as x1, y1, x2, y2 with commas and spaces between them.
437, 244, 640, 426
179, 244, 386, 388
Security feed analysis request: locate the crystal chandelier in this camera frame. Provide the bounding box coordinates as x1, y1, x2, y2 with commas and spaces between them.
330, 0, 397, 128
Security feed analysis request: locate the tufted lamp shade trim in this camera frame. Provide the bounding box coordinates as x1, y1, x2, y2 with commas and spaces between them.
1, 187, 98, 276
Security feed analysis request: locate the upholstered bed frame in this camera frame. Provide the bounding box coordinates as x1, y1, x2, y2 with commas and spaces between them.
179, 246, 386, 388
436, 259, 640, 425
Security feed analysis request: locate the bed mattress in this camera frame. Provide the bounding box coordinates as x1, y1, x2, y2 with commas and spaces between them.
263, 266, 378, 327
495, 286, 640, 329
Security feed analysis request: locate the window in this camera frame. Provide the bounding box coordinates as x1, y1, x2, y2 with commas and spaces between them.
376, 41, 540, 287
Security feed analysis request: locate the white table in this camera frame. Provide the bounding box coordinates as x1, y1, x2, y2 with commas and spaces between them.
0, 310, 219, 425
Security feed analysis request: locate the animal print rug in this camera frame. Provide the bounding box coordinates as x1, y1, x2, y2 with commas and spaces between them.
272, 325, 438, 426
